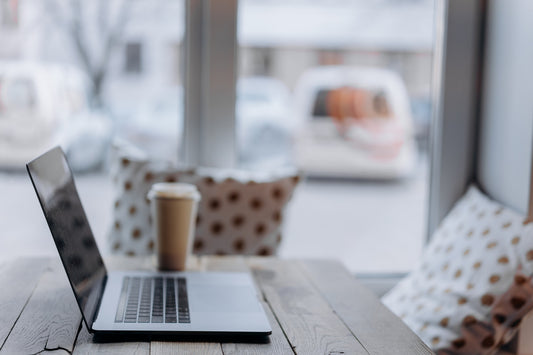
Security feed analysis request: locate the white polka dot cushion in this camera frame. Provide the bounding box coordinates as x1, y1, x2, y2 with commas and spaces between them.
108, 142, 300, 257
382, 185, 533, 351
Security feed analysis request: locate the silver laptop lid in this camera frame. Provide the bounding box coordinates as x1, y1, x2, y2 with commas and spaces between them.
26, 146, 106, 331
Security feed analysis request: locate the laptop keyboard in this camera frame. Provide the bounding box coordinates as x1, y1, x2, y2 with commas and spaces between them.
114, 276, 190, 324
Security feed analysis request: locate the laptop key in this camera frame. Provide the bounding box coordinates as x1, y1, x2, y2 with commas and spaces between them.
152, 277, 163, 323
117, 276, 186, 324
138, 277, 152, 322
177, 277, 190, 323
165, 278, 177, 323
124, 277, 141, 323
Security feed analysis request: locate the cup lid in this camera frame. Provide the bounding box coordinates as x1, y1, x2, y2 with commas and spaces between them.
147, 183, 201, 201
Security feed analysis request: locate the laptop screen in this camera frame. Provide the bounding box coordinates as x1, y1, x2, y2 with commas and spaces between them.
26, 147, 107, 330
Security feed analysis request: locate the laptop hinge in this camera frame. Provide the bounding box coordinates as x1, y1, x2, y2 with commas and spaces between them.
90, 274, 108, 332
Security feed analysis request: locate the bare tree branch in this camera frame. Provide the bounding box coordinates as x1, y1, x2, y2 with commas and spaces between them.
97, 0, 109, 40
98, 0, 134, 77
68, 0, 95, 79
43, 0, 136, 108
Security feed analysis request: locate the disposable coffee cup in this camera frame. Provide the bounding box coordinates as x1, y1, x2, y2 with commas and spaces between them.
148, 183, 201, 271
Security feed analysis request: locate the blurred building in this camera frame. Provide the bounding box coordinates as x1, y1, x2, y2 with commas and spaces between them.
0, 0, 434, 116
0, 0, 184, 110
239, 0, 434, 99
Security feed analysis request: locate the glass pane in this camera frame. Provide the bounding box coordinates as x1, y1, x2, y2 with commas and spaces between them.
0, 0, 184, 170
237, 0, 435, 273
0, 0, 184, 257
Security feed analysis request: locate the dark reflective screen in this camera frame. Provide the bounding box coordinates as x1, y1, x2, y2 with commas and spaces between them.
26, 147, 106, 329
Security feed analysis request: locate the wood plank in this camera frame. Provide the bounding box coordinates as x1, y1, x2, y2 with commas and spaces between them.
0, 257, 50, 349
151, 341, 222, 355
300, 260, 433, 355
73, 323, 150, 355
248, 258, 368, 355
204, 256, 295, 355
1, 259, 82, 354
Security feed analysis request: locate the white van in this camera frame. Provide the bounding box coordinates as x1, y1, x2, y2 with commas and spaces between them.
292, 66, 417, 179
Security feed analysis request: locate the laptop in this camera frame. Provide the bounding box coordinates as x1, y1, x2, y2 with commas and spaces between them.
26, 147, 272, 341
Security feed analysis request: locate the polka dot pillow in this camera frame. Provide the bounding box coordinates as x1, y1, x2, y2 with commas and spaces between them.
108, 142, 300, 257
382, 185, 533, 351
434, 271, 533, 354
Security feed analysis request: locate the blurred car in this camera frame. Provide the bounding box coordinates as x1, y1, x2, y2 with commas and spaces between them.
292, 66, 417, 179
113, 77, 293, 169
0, 61, 111, 170
112, 86, 183, 164
236, 77, 293, 169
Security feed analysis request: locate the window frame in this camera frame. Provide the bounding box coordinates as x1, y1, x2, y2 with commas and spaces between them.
182, 0, 238, 168
183, 0, 488, 245
427, 0, 486, 238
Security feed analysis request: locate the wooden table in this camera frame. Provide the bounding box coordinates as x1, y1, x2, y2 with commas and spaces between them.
0, 256, 432, 354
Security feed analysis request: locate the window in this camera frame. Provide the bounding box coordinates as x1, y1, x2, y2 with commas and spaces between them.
0, 0, 185, 258
124, 42, 142, 74
2, 0, 438, 274
235, 0, 435, 273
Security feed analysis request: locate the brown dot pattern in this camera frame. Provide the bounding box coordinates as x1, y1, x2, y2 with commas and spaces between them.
232, 215, 244, 227
208, 198, 220, 210
381, 186, 533, 351
109, 146, 302, 259
233, 239, 245, 252
481, 294, 494, 306
211, 222, 223, 235
147, 240, 154, 251
132, 228, 141, 239
144, 171, 154, 182
250, 198, 262, 210
227, 191, 240, 203
527, 250, 533, 261
255, 223, 266, 236
193, 239, 204, 252
498, 256, 509, 264
165, 175, 176, 183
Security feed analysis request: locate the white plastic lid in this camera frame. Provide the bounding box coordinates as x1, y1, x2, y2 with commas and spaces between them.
147, 183, 201, 201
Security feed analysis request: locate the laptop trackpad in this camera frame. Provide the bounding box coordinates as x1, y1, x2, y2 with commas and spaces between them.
188, 285, 261, 313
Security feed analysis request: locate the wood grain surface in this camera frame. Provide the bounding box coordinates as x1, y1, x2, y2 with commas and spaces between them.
248, 258, 368, 355
300, 260, 434, 355
151, 341, 223, 355
0, 257, 49, 349
1, 260, 81, 354
73, 323, 149, 355
0, 256, 430, 354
